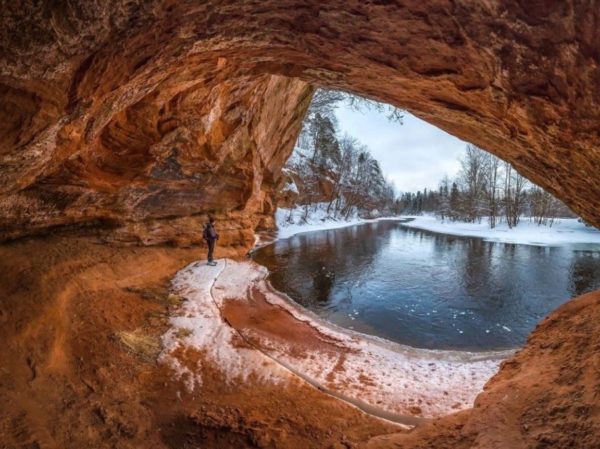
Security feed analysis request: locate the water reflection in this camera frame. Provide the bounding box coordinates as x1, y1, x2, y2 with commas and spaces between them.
252, 221, 600, 351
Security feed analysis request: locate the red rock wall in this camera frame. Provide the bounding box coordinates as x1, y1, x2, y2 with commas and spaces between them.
0, 71, 313, 247
2, 1, 600, 249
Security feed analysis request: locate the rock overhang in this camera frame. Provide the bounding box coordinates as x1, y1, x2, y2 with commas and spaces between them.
1, 1, 600, 248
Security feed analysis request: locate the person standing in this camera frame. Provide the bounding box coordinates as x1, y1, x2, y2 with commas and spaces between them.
203, 216, 219, 266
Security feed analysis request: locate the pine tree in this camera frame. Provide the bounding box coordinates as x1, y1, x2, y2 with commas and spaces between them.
449, 182, 460, 220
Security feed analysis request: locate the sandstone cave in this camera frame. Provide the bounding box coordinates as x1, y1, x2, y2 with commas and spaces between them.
1, 2, 599, 448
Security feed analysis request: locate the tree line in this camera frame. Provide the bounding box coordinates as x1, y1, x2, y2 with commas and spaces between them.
283, 89, 578, 228
399, 144, 575, 227
282, 90, 400, 220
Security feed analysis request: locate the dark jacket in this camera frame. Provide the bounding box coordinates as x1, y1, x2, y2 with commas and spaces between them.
203, 223, 219, 241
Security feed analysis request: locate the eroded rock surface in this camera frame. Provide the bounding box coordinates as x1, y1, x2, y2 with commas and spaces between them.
0, 67, 312, 247
2, 1, 600, 249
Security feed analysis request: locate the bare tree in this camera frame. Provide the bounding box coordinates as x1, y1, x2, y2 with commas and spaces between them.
436, 176, 451, 221
503, 162, 528, 228
458, 144, 488, 222
307, 88, 404, 124
483, 152, 501, 228
529, 187, 566, 226
402, 146, 580, 229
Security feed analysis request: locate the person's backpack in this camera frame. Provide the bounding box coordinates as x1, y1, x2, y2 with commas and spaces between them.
202, 224, 210, 240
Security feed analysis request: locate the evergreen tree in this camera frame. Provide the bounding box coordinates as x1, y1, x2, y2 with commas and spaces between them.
449, 182, 460, 219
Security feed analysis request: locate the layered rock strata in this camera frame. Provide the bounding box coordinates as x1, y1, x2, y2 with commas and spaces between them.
2, 1, 600, 250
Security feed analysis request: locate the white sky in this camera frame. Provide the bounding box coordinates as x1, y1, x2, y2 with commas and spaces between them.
336, 104, 468, 193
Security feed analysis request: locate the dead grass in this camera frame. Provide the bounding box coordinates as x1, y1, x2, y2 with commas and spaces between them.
166, 293, 183, 306
175, 327, 192, 338
115, 329, 162, 362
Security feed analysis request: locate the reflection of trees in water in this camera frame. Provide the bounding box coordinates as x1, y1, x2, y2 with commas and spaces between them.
427, 230, 496, 300
492, 243, 521, 301
258, 222, 390, 308
255, 223, 600, 334
461, 238, 491, 297
429, 233, 531, 318
569, 252, 600, 297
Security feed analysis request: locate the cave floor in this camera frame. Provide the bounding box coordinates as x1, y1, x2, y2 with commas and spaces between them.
0, 236, 402, 449
1, 235, 599, 449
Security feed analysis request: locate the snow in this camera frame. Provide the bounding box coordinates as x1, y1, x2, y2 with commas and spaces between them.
159, 260, 290, 391
400, 215, 600, 247
257, 277, 506, 418
275, 203, 399, 240
282, 179, 299, 194
161, 258, 507, 420
274, 207, 600, 248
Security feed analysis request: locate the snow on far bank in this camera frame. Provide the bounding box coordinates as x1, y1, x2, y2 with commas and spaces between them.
400, 215, 600, 247
276, 203, 399, 240
274, 205, 600, 247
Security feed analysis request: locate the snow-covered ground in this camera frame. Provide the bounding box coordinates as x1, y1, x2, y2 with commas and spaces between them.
159, 260, 290, 392
161, 259, 506, 421
275, 203, 399, 240
400, 215, 600, 247
276, 205, 600, 247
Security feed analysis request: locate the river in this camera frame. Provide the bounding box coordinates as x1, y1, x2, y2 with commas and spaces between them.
252, 220, 600, 351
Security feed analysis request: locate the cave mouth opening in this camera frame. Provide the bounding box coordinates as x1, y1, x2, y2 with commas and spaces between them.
2, 3, 600, 444
261, 87, 600, 353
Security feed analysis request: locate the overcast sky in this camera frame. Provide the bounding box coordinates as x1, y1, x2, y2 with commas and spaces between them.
335, 104, 469, 193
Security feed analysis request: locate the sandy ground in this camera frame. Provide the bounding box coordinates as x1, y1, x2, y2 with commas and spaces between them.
1, 235, 599, 448
0, 236, 400, 449
161, 259, 506, 422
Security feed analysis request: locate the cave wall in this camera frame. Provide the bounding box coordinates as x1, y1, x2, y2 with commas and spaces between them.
2, 1, 600, 249
0, 70, 312, 247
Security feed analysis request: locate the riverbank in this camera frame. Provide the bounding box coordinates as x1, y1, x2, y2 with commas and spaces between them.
161, 259, 506, 421
274, 204, 402, 240
400, 215, 600, 247
274, 208, 600, 247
